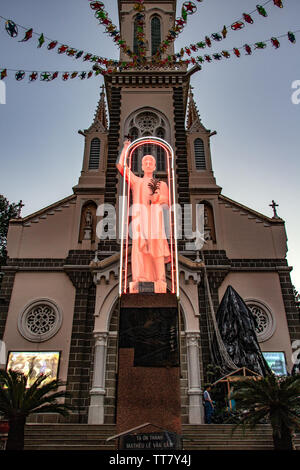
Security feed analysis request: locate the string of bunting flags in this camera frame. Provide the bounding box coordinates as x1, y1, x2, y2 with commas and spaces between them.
0, 67, 96, 82
2, 27, 297, 81
89, 0, 201, 65
184, 29, 298, 67
89, 0, 135, 60
133, 1, 147, 61
92, 28, 298, 74
0, 0, 298, 80
152, 0, 202, 63
177, 0, 287, 61
0, 13, 119, 68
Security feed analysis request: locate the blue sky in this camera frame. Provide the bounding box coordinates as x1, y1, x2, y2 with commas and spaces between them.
0, 0, 299, 290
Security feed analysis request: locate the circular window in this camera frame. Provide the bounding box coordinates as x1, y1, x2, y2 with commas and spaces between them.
18, 299, 62, 342
246, 300, 275, 342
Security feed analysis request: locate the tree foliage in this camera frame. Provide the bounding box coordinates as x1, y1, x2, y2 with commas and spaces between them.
0, 194, 23, 268
231, 374, 300, 450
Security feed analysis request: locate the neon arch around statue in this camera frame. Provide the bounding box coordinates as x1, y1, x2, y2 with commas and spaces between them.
118, 136, 179, 297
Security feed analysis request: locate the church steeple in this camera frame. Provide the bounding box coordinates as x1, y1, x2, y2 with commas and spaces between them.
75, 87, 108, 191
93, 85, 108, 131
186, 87, 209, 134
186, 87, 220, 192
187, 87, 201, 130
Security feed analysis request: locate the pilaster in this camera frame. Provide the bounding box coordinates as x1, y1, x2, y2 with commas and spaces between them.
88, 332, 109, 424
186, 332, 203, 424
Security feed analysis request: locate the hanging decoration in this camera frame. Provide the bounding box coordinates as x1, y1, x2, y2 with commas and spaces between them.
271, 37, 280, 48
89, 1, 135, 60
243, 13, 254, 24
47, 40, 58, 50
222, 50, 231, 59
288, 31, 296, 43
15, 70, 25, 81
0, 2, 298, 79
19, 28, 33, 42
177, 0, 286, 62
38, 33, 45, 48
244, 44, 252, 55
231, 21, 245, 31
221, 25, 228, 38
152, 1, 198, 62
256, 5, 268, 17
0, 13, 114, 67
254, 41, 267, 49
5, 19, 18, 37
189, 30, 297, 69
0, 69, 7, 80
133, 0, 147, 63
0, 67, 95, 82
29, 71, 38, 82
182, 1, 197, 18
90, 1, 105, 10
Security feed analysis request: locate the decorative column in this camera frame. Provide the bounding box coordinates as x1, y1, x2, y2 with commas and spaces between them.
186, 332, 203, 424
88, 332, 108, 424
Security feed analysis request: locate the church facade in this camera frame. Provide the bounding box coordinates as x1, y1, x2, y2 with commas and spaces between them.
0, 0, 299, 427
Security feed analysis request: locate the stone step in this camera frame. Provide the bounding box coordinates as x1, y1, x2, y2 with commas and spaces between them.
23, 424, 300, 451
24, 437, 113, 445
25, 444, 116, 451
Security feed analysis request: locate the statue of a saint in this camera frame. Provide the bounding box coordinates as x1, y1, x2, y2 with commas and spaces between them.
85, 209, 93, 227
83, 209, 93, 240
117, 140, 170, 293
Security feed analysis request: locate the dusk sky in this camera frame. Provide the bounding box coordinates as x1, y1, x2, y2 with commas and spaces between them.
0, 0, 299, 290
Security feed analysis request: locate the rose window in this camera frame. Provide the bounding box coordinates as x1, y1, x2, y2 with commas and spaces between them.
136, 112, 159, 135
247, 302, 275, 342
26, 304, 57, 335
18, 299, 62, 342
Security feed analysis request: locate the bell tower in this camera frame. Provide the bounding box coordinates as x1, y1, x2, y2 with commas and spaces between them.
94, 0, 202, 442
101, 1, 201, 228
118, 0, 177, 61
89, 1, 204, 436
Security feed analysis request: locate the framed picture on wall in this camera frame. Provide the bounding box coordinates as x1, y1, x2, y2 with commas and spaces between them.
263, 352, 287, 376
6, 351, 60, 387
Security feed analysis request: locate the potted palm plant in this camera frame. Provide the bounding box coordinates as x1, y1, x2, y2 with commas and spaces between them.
0, 368, 73, 450
231, 373, 300, 450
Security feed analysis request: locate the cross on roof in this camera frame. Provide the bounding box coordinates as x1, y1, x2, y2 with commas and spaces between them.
16, 200, 25, 218
269, 200, 279, 219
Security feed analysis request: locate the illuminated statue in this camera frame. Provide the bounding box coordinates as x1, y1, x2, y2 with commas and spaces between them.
117, 139, 170, 293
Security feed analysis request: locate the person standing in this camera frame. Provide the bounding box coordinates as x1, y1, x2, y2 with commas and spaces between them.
203, 384, 214, 424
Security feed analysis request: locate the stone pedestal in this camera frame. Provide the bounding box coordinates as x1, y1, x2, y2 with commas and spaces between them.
116, 294, 181, 435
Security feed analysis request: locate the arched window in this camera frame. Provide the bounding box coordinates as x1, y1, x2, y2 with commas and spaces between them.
133, 17, 139, 55
156, 127, 165, 171
151, 16, 161, 56
194, 138, 206, 170
130, 127, 139, 172
126, 109, 170, 174
89, 138, 101, 170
